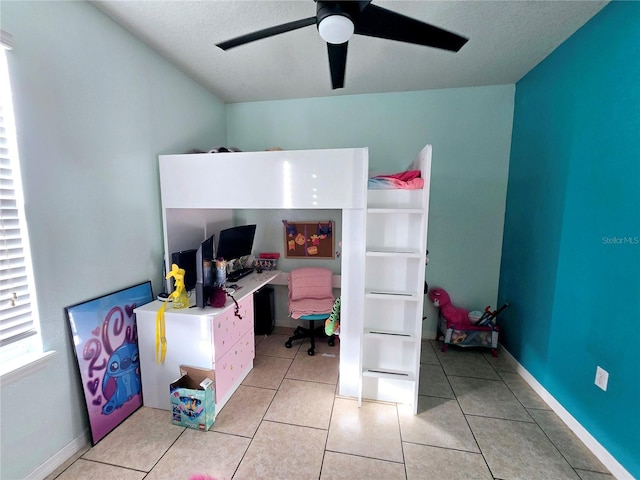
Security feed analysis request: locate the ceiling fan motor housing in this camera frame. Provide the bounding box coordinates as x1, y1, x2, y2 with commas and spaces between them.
316, 1, 363, 23
316, 1, 363, 44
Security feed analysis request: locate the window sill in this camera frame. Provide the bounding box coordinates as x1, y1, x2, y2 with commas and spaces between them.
0, 350, 57, 386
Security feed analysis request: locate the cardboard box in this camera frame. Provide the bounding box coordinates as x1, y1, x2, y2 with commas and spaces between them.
170, 365, 215, 431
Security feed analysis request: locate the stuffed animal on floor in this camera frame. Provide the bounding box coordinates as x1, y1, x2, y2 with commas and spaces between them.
428, 287, 472, 328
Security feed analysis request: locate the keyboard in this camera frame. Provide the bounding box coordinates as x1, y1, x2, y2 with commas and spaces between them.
227, 267, 254, 282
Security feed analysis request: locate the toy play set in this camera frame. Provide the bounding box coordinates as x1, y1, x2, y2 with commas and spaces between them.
428, 287, 508, 357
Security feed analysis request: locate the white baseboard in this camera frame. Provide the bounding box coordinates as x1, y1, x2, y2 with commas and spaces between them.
24, 429, 90, 480
499, 347, 633, 480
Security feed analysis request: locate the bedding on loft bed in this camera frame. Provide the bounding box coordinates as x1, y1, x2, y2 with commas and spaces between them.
368, 169, 424, 190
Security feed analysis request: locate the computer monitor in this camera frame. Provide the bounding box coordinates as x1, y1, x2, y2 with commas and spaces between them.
170, 249, 197, 291
216, 224, 257, 261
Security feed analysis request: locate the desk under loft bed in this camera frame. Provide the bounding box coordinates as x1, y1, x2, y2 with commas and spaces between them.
136, 146, 431, 414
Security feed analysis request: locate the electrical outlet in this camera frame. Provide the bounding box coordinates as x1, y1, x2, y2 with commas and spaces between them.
595, 366, 609, 391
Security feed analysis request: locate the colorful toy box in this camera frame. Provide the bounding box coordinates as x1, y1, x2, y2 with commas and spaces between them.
428, 287, 507, 358
170, 365, 215, 431
437, 315, 500, 357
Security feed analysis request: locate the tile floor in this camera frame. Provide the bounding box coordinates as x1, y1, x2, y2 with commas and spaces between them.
47, 328, 614, 480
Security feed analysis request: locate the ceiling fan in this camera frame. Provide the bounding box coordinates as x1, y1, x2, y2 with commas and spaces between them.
216, 1, 468, 90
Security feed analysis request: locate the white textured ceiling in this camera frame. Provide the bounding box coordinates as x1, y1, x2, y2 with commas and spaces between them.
91, 0, 608, 103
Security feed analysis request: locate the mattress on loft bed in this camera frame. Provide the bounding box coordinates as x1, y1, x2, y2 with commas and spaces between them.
367, 169, 424, 190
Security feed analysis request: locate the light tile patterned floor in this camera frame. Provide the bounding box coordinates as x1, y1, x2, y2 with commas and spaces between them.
46, 328, 614, 480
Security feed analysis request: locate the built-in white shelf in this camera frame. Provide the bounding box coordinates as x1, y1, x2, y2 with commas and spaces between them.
367, 208, 424, 214
365, 290, 421, 300
363, 329, 417, 340
365, 249, 422, 258
362, 367, 416, 381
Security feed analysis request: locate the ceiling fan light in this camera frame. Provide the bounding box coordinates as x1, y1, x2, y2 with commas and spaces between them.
318, 15, 354, 44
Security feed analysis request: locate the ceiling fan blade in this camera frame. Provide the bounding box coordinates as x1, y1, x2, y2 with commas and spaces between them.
354, 4, 468, 52
217, 16, 316, 50
327, 42, 348, 89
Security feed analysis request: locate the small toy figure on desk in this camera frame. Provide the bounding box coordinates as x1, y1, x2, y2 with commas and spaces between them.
166, 263, 188, 309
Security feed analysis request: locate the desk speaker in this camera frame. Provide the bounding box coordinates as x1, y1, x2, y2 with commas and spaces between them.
254, 287, 275, 335
171, 249, 197, 291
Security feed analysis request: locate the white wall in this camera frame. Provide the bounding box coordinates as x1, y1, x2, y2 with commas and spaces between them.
0, 2, 226, 479
226, 86, 515, 333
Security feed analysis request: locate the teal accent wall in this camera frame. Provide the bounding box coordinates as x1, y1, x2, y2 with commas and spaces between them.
227, 86, 515, 332
500, 2, 640, 476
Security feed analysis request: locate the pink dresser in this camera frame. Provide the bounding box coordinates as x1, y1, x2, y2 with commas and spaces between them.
211, 295, 255, 401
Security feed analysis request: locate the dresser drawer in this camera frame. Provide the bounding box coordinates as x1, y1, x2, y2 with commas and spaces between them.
214, 329, 255, 403
212, 294, 254, 362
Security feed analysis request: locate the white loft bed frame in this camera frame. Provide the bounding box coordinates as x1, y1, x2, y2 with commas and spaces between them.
158, 148, 369, 399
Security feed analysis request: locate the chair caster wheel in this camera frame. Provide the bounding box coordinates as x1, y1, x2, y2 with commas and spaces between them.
307, 348, 314, 356
328, 339, 335, 347
285, 341, 292, 348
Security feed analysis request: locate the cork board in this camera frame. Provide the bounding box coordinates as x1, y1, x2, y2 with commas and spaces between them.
283, 220, 334, 259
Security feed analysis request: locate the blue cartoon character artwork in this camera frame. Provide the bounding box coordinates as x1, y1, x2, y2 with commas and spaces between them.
283, 220, 298, 252
318, 221, 332, 239
102, 341, 141, 415
66, 281, 153, 445
283, 220, 297, 238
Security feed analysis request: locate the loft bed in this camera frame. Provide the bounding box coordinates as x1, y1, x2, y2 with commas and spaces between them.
157, 145, 431, 403
158, 148, 368, 401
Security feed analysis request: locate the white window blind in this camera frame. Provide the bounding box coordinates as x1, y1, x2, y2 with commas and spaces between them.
0, 40, 37, 347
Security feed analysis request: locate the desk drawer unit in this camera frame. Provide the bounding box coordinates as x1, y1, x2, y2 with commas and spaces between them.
214, 329, 255, 403
212, 295, 254, 362
211, 295, 255, 403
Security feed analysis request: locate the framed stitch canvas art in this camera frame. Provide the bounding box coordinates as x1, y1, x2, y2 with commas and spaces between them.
65, 281, 153, 445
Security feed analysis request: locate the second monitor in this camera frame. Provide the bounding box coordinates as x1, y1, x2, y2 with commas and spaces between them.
217, 224, 257, 261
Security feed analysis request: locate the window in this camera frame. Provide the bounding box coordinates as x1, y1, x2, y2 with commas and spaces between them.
0, 31, 50, 377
